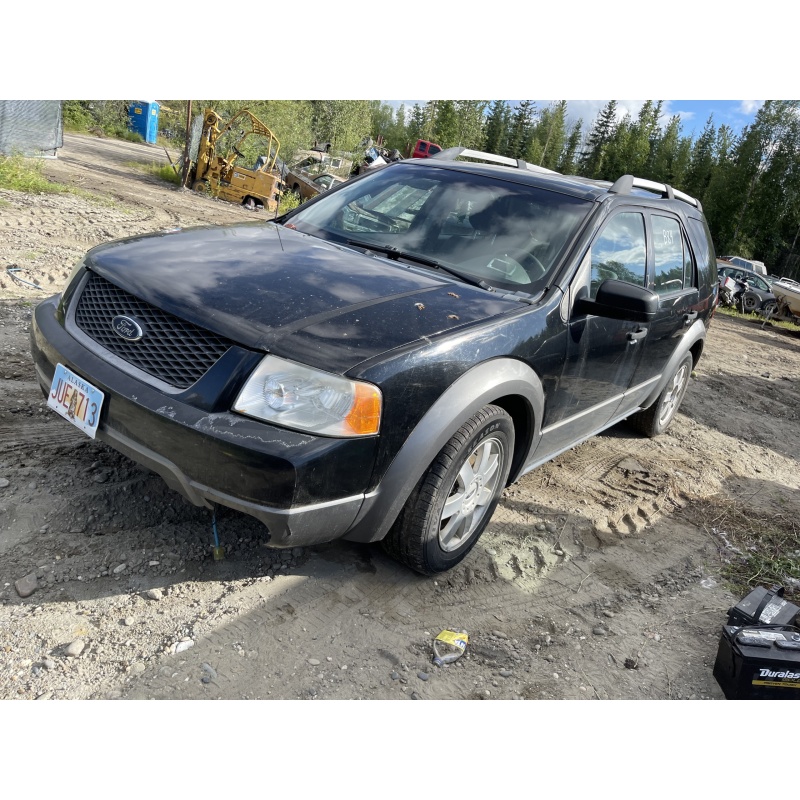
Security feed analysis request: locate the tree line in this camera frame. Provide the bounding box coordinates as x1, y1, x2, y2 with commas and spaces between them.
63, 100, 800, 278
378, 99, 800, 279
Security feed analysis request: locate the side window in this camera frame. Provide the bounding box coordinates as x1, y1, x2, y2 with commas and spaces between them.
683, 227, 694, 286
589, 212, 646, 297
652, 215, 695, 295
687, 216, 716, 288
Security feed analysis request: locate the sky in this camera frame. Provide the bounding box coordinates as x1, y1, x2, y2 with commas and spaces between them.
386, 99, 763, 139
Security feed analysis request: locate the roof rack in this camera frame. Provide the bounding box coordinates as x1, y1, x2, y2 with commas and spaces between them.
608, 174, 702, 212
431, 147, 560, 176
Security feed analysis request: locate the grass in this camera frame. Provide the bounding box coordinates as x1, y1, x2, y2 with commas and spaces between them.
277, 191, 301, 215
116, 129, 144, 143
696, 495, 800, 602
0, 153, 70, 194
0, 153, 111, 206
716, 304, 800, 333
125, 160, 182, 185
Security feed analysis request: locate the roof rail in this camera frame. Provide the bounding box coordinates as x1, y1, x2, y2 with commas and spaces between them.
431, 147, 560, 175
608, 174, 702, 212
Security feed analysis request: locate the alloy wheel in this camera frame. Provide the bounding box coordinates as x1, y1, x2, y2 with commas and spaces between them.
438, 437, 504, 552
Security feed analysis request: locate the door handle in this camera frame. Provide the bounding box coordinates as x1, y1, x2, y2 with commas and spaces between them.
627, 327, 648, 343
683, 311, 698, 326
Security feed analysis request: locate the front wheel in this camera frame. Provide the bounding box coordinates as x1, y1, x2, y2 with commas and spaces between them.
627, 353, 693, 437
382, 405, 514, 575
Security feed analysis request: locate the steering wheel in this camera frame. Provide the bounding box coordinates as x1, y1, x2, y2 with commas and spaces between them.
518, 251, 547, 280
361, 208, 398, 232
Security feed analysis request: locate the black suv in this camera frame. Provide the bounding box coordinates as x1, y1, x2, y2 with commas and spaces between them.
31, 148, 717, 574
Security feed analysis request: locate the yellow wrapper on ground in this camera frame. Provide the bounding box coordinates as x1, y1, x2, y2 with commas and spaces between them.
435, 630, 468, 651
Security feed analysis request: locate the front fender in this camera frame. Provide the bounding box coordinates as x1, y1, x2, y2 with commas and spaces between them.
343, 358, 544, 544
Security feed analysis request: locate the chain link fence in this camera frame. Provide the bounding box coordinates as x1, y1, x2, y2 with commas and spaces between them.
0, 100, 63, 157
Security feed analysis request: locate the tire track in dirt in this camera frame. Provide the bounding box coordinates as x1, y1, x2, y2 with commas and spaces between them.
119, 509, 723, 700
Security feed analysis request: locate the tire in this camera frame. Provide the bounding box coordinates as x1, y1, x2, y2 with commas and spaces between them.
763, 300, 778, 316
381, 405, 514, 575
628, 353, 693, 438
192, 179, 210, 194
742, 292, 759, 312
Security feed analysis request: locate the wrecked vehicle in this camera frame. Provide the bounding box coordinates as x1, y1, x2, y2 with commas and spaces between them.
30, 147, 717, 575
187, 107, 283, 211
284, 169, 345, 202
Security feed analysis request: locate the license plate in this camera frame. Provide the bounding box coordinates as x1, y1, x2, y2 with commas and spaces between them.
47, 363, 104, 439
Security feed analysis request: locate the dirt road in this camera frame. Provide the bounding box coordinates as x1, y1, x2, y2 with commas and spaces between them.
1, 134, 799, 701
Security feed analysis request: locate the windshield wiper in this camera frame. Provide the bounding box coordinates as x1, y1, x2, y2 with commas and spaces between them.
346, 239, 494, 291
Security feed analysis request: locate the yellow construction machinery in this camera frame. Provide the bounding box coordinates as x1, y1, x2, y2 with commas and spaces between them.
187, 108, 283, 211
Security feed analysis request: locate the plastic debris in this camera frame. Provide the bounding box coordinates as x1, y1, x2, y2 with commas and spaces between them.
432, 630, 468, 667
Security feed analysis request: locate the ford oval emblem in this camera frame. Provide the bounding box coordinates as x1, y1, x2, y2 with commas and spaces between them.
111, 315, 144, 342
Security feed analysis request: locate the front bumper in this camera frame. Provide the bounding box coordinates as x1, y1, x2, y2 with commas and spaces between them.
31, 294, 378, 547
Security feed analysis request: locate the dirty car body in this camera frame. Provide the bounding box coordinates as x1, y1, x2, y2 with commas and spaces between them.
31, 150, 717, 574
285, 169, 345, 202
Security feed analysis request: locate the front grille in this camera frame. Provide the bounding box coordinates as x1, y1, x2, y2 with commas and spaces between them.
74, 272, 234, 389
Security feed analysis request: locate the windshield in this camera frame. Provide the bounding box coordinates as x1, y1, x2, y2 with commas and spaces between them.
283, 162, 592, 292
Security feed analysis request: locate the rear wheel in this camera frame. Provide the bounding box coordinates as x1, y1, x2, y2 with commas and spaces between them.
381, 405, 514, 575
742, 292, 759, 312
192, 179, 211, 194
628, 353, 693, 438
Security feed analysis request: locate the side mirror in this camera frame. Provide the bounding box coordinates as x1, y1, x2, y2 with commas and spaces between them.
574, 279, 659, 323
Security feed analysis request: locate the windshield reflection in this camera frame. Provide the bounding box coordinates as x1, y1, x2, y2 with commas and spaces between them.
284, 163, 592, 292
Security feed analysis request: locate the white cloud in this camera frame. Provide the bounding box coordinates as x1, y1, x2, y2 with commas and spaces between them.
739, 100, 764, 114
561, 100, 680, 131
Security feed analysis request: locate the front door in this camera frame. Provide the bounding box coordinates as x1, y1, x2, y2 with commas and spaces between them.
536, 210, 650, 457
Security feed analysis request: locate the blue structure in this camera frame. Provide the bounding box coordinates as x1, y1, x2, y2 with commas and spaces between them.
128, 101, 160, 143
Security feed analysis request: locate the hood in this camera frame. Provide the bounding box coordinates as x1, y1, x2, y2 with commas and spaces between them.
84, 223, 519, 372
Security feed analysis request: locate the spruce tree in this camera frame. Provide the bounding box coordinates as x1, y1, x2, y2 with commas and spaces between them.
579, 100, 618, 178
483, 100, 511, 155
557, 120, 583, 174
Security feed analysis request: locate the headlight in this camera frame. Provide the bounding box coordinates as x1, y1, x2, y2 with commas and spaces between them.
233, 356, 381, 437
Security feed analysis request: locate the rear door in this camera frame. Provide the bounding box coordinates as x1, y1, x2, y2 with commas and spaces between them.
624, 211, 700, 407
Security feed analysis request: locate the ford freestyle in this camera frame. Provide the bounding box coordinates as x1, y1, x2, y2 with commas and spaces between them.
30, 148, 717, 574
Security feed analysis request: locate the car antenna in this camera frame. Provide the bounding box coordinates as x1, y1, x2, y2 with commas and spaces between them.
272, 167, 285, 251
274, 217, 285, 251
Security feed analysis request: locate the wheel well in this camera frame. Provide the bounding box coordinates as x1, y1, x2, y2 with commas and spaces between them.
492, 394, 534, 484
690, 339, 704, 367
